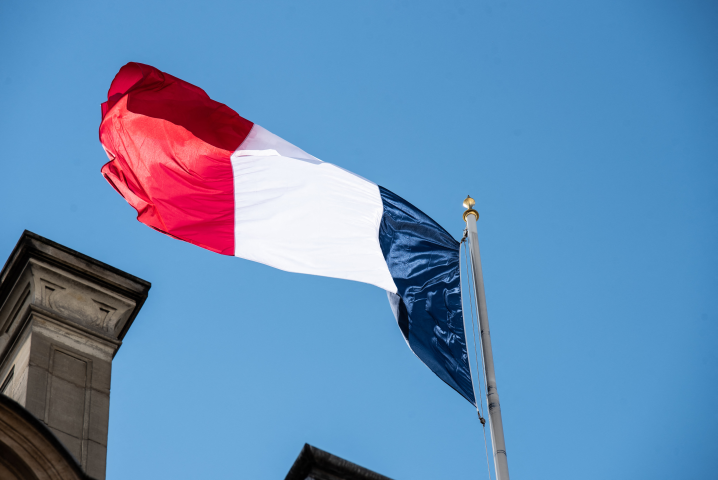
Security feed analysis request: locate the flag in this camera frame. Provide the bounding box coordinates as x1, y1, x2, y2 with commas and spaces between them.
100, 63, 475, 406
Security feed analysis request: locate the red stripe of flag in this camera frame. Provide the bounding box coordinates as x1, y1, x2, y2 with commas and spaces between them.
99, 63, 253, 255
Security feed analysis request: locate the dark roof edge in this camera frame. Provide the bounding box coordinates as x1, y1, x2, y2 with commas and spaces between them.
285, 443, 394, 480
1, 230, 151, 290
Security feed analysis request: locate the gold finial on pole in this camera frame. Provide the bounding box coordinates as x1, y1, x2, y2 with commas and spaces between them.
463, 195, 479, 221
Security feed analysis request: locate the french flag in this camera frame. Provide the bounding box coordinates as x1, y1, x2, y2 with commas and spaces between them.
100, 62, 475, 406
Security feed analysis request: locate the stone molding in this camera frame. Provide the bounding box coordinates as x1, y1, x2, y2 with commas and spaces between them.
0, 230, 150, 360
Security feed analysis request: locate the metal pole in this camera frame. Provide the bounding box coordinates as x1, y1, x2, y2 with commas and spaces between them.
463, 196, 510, 480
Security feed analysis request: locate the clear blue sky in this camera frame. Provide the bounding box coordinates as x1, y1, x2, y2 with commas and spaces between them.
1, 1, 717, 478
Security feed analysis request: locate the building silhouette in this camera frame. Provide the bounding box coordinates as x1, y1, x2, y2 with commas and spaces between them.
0, 231, 390, 480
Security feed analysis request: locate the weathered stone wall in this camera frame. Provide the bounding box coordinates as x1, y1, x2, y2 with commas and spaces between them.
0, 231, 150, 480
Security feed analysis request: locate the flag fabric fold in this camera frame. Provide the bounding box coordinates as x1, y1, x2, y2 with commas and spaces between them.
99, 62, 475, 406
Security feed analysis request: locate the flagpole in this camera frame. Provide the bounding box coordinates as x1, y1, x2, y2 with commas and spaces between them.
463, 196, 510, 480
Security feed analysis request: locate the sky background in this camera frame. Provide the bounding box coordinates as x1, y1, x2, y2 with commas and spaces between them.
1, 1, 717, 479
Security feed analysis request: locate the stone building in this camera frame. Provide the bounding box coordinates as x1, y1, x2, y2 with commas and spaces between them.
0, 231, 390, 480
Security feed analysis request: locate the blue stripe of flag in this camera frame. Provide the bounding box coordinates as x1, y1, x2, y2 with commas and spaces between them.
378, 186, 475, 406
